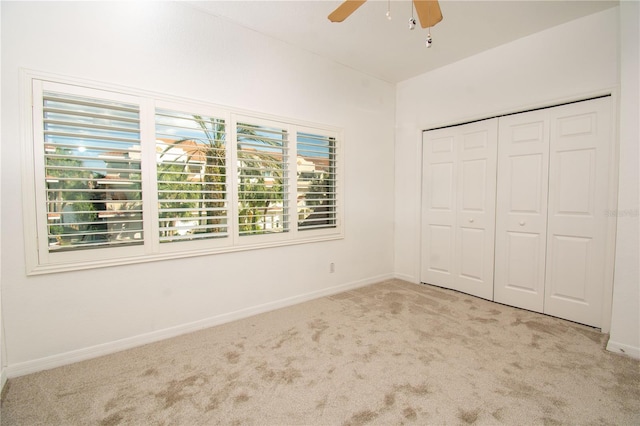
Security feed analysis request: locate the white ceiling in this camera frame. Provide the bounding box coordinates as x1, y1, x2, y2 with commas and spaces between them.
186, 0, 618, 83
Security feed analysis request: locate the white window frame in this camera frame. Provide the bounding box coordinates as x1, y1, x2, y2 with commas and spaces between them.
22, 70, 344, 275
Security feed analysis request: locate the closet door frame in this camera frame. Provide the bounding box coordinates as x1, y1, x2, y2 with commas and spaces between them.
600, 91, 620, 334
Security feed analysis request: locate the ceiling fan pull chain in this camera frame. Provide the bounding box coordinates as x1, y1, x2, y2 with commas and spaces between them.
426, 28, 433, 48
386, 0, 392, 20
409, 1, 416, 30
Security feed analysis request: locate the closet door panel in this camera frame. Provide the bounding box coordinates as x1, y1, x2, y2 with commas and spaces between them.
424, 224, 454, 278
548, 235, 592, 301
555, 148, 596, 218
503, 232, 543, 291
494, 111, 549, 312
453, 119, 498, 300
458, 227, 486, 281
545, 97, 612, 327
421, 131, 457, 287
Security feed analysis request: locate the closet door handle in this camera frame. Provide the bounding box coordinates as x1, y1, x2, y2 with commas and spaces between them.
468, 218, 474, 223
519, 221, 526, 226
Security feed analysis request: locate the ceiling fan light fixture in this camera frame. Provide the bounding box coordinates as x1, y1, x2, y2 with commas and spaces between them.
327, 0, 443, 45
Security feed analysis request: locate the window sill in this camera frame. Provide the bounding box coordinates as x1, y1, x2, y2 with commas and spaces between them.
27, 232, 344, 275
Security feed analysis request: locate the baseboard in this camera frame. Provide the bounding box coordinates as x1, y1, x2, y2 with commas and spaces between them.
606, 339, 640, 359
1, 367, 7, 396
5, 273, 393, 379
393, 272, 419, 284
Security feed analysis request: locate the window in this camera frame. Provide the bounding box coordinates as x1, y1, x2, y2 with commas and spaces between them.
296, 131, 337, 231
155, 109, 229, 243
237, 121, 289, 236
42, 90, 144, 251
26, 75, 342, 273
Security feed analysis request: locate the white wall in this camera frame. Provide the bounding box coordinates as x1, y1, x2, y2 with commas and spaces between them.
395, 7, 639, 356
1, 2, 396, 374
607, 1, 640, 358
0, 0, 5, 392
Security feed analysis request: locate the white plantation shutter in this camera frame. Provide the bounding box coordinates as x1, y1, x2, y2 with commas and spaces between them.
27, 74, 342, 273
296, 131, 337, 230
236, 122, 289, 236
155, 109, 228, 243
42, 90, 143, 251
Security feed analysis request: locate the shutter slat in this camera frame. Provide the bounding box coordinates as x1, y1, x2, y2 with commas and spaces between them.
44, 118, 139, 134
44, 130, 139, 144
44, 107, 140, 124
44, 94, 138, 113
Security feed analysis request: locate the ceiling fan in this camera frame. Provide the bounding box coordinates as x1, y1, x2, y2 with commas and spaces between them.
328, 0, 443, 29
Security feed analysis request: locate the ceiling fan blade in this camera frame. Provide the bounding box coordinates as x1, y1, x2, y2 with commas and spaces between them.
328, 0, 367, 23
413, 0, 443, 28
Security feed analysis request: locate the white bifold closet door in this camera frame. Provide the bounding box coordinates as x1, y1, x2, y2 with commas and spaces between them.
420, 118, 498, 300
495, 97, 612, 327
544, 98, 612, 327
494, 110, 550, 312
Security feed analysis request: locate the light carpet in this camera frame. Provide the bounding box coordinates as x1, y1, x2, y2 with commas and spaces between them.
1, 279, 639, 425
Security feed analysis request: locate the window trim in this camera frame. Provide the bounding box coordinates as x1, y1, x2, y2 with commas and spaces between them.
22, 70, 344, 275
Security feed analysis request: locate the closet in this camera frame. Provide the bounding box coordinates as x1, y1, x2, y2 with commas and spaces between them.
420, 96, 613, 328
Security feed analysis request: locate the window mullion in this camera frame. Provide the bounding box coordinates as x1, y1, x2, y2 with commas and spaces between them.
288, 124, 299, 239
140, 98, 159, 254
228, 114, 240, 245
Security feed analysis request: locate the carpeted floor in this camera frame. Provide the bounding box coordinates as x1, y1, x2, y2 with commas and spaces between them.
1, 279, 639, 425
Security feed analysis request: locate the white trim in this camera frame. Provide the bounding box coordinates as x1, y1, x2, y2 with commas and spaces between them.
4, 274, 393, 378
393, 272, 419, 284
413, 127, 425, 283
140, 97, 159, 256
600, 88, 620, 334
606, 339, 640, 360
20, 70, 40, 275
0, 368, 6, 393
26, 233, 344, 275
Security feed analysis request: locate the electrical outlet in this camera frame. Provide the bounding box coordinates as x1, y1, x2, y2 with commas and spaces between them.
330, 262, 335, 273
